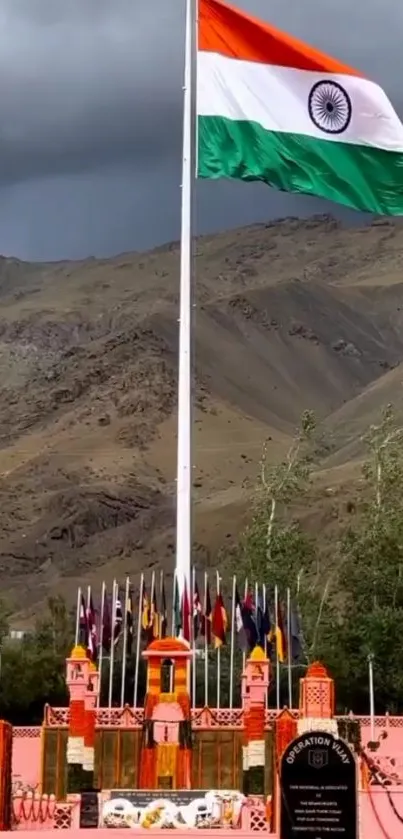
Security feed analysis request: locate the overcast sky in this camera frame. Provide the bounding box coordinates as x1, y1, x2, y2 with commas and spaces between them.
0, 0, 399, 261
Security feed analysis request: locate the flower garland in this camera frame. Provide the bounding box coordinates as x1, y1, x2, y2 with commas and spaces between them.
83, 708, 96, 773
243, 705, 266, 795
276, 710, 297, 760
67, 699, 86, 766
297, 717, 338, 737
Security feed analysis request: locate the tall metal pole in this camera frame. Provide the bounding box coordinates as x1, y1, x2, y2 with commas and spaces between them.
133, 574, 144, 708
275, 584, 280, 710
74, 587, 81, 647
97, 581, 106, 708
108, 580, 117, 708
120, 576, 130, 706
216, 570, 221, 710
368, 653, 375, 742
175, 0, 196, 601
204, 570, 209, 707
229, 575, 236, 708
287, 587, 292, 708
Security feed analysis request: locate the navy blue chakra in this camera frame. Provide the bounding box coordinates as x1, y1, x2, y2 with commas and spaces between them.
308, 80, 352, 135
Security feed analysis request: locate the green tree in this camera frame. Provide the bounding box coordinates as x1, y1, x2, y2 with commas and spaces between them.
0, 596, 73, 724
233, 411, 333, 663
327, 406, 403, 712
229, 405, 403, 713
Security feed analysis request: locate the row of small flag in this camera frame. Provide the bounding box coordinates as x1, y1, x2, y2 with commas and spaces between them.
78, 572, 303, 666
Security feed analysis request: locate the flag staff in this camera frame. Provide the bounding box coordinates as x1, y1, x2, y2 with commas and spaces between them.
263, 583, 268, 708
216, 570, 221, 709
287, 587, 292, 708
108, 579, 117, 708
133, 573, 144, 708
97, 581, 106, 708
120, 576, 130, 706
192, 566, 197, 708
368, 653, 375, 743
242, 578, 248, 673
274, 584, 280, 710
229, 575, 236, 708
204, 570, 209, 707
74, 586, 81, 647
175, 0, 196, 601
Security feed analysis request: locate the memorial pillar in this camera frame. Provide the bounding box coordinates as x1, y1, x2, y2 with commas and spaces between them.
242, 646, 270, 796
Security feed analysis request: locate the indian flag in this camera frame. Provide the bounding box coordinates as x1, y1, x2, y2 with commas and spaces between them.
198, 0, 403, 215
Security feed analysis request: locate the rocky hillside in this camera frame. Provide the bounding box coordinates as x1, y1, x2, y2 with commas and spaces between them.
2, 214, 403, 620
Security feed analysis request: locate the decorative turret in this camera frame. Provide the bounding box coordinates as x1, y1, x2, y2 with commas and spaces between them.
65, 645, 97, 792
242, 646, 270, 796
298, 661, 337, 735
83, 661, 99, 777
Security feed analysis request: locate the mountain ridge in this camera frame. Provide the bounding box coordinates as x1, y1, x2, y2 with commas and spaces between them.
1, 213, 403, 622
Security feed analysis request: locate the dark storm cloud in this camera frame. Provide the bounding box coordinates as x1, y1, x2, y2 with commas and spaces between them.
0, 0, 183, 184
0, 0, 401, 258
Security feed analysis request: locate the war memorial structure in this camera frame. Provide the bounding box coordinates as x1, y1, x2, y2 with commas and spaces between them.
0, 635, 401, 837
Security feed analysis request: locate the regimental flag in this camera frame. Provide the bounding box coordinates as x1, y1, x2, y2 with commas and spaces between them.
290, 600, 303, 662
193, 581, 202, 640
86, 593, 97, 663
173, 578, 182, 637
79, 594, 88, 649
274, 601, 287, 663
266, 590, 286, 663
102, 594, 112, 653
256, 592, 271, 649
212, 591, 228, 648
182, 583, 191, 643
160, 576, 167, 639
113, 588, 123, 646
276, 602, 288, 661
141, 587, 150, 636
149, 584, 159, 642
234, 586, 248, 652
201, 581, 212, 643
198, 0, 403, 217
126, 587, 134, 655
242, 592, 257, 652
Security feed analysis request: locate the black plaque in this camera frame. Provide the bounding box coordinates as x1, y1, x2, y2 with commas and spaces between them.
79, 791, 100, 828
280, 730, 357, 839
110, 790, 208, 809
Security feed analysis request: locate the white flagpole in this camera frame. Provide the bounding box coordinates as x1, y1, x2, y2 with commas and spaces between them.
171, 571, 177, 637
120, 576, 130, 706
74, 586, 81, 646
175, 0, 196, 602
192, 566, 197, 708
229, 575, 236, 709
204, 570, 209, 707
242, 578, 248, 673
150, 570, 156, 637
133, 573, 144, 708
159, 570, 164, 638
216, 570, 221, 710
287, 587, 292, 708
263, 583, 268, 708
170, 572, 177, 692
108, 579, 117, 708
97, 581, 106, 708
368, 654, 375, 742
86, 584, 91, 655
275, 584, 280, 710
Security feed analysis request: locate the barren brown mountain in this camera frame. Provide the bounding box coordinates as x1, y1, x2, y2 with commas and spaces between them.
3, 213, 403, 623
